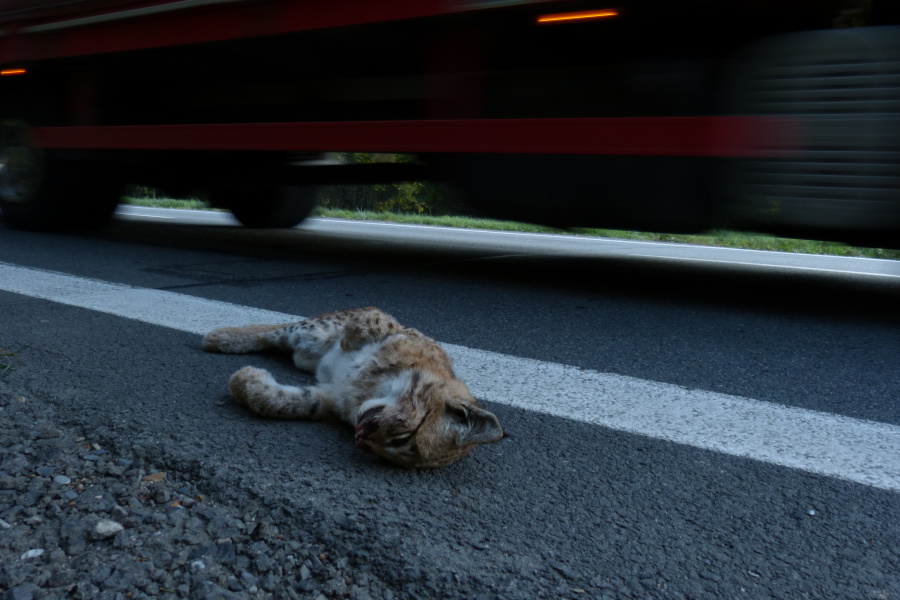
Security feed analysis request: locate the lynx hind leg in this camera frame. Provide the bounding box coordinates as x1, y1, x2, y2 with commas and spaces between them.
283, 310, 366, 370
229, 367, 335, 420
284, 307, 398, 365
340, 307, 404, 352
203, 323, 295, 354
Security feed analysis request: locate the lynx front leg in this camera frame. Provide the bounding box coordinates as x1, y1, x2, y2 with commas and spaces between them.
340, 308, 404, 351
203, 323, 295, 354
229, 367, 335, 420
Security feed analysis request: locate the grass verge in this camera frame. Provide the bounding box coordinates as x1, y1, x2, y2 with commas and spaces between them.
123, 196, 224, 211
123, 197, 900, 260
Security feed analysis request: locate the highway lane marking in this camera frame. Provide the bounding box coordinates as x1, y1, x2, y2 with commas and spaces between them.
2, 260, 899, 492
118, 206, 226, 219
124, 214, 175, 220
300, 218, 894, 264
629, 254, 900, 279
116, 206, 900, 275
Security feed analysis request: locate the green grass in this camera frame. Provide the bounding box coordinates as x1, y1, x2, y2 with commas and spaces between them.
312, 207, 566, 234
123, 196, 224, 211
565, 227, 900, 259
311, 207, 900, 259
123, 197, 900, 260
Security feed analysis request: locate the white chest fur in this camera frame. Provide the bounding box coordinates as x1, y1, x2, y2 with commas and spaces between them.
315, 340, 409, 423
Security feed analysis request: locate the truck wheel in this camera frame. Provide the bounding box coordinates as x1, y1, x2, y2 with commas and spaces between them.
214, 185, 318, 228
0, 122, 123, 230
724, 26, 900, 241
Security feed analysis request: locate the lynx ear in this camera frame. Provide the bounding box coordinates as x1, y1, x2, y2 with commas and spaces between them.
456, 406, 504, 446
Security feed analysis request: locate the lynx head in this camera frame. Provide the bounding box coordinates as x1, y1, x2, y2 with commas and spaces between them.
354, 371, 503, 468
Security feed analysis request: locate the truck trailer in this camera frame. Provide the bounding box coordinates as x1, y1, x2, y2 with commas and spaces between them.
0, 0, 898, 246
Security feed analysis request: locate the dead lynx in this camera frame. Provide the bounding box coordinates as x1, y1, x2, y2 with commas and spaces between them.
203, 307, 503, 468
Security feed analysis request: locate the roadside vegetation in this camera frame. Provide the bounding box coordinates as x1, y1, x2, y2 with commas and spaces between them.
304, 207, 900, 259
124, 187, 223, 211
123, 153, 900, 260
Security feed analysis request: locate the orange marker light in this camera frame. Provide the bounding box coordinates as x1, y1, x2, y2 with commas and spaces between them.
537, 9, 618, 24
0, 69, 26, 76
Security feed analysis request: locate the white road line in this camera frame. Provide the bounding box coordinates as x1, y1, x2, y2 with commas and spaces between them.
128, 214, 176, 220
1, 260, 899, 492
114, 206, 900, 278
629, 254, 900, 279
0, 262, 298, 334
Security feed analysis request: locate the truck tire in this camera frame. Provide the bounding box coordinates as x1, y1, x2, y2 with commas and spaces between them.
213, 185, 318, 228
724, 26, 900, 243
0, 123, 123, 230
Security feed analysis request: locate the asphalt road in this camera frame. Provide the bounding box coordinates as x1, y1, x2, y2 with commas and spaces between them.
1, 211, 899, 599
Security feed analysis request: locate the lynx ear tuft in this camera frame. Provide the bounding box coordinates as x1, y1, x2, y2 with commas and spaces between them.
456, 406, 504, 446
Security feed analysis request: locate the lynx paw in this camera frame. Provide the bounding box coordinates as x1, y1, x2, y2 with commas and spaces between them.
203, 328, 238, 353
340, 329, 363, 352
228, 366, 275, 408
204, 324, 282, 354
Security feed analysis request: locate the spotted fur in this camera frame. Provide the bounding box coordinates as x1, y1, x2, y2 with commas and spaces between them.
203, 307, 503, 468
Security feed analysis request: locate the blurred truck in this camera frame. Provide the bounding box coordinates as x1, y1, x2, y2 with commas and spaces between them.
0, 0, 897, 246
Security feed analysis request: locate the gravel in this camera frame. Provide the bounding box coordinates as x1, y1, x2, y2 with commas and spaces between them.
0, 391, 397, 600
